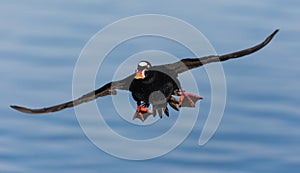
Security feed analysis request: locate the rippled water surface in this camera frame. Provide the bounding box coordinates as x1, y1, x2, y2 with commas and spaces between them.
1, 0, 300, 172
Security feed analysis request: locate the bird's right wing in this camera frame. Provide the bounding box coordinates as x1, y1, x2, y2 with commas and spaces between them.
10, 74, 135, 114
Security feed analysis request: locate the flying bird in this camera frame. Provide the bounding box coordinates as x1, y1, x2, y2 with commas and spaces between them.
10, 30, 279, 121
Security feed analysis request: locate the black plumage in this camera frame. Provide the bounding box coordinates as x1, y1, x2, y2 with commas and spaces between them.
10, 30, 279, 121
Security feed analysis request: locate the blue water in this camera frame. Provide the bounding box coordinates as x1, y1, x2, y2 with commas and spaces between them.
1, 0, 300, 172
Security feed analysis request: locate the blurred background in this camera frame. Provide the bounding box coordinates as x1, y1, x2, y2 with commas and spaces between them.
1, 0, 299, 172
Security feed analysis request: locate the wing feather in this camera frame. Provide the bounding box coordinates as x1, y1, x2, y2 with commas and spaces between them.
10, 74, 134, 114
160, 29, 279, 75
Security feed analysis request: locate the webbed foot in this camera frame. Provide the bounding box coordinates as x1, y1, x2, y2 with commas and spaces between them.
177, 89, 202, 107
133, 105, 153, 122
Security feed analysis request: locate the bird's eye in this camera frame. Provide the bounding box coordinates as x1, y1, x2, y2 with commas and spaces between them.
137, 66, 144, 71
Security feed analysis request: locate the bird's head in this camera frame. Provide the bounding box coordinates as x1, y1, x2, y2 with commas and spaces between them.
135, 61, 152, 79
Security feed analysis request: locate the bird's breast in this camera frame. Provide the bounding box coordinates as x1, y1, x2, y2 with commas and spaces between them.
129, 71, 180, 104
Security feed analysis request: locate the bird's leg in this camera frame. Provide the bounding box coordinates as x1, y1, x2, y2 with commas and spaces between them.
133, 104, 152, 122
176, 89, 203, 107
168, 96, 179, 111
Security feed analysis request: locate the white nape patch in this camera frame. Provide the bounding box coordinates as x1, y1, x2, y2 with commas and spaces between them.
138, 61, 148, 67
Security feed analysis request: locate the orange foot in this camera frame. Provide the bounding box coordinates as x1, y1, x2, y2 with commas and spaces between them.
133, 105, 153, 122
178, 89, 203, 107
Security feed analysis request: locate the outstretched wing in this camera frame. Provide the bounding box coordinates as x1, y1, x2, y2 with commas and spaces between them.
10, 74, 135, 114
159, 29, 279, 75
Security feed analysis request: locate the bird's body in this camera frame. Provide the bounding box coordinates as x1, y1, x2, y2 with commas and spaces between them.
130, 69, 179, 106
10, 30, 279, 122
128, 64, 202, 120
129, 67, 181, 119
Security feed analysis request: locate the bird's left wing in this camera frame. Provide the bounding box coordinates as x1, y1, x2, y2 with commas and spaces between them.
156, 29, 279, 76
10, 74, 135, 114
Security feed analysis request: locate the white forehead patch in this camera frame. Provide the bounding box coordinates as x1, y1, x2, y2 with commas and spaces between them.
138, 61, 148, 67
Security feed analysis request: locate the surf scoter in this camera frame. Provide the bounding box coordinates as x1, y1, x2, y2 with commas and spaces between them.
10, 30, 279, 121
